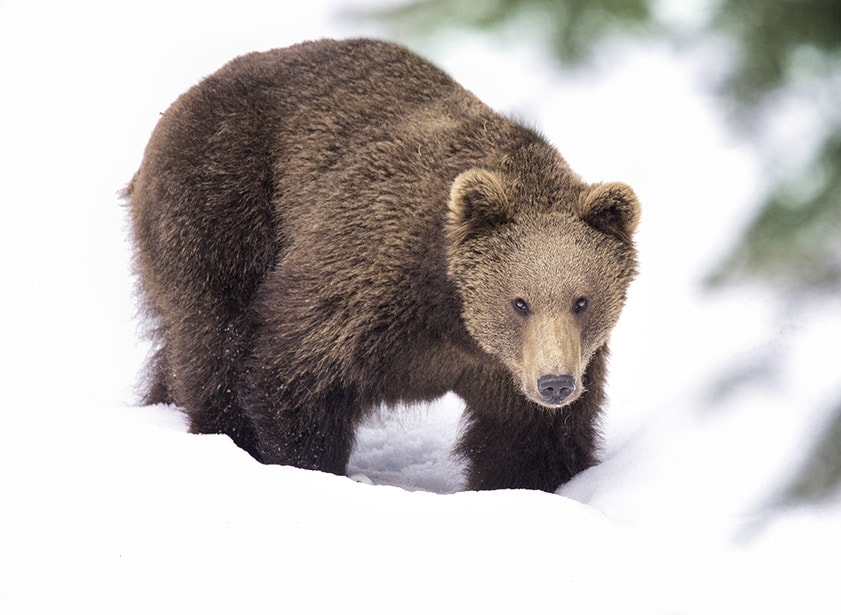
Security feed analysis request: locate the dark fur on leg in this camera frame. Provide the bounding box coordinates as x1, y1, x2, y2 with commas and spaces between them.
456, 348, 608, 491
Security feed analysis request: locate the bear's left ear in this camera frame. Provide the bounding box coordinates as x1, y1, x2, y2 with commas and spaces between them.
578, 182, 641, 243
447, 169, 514, 244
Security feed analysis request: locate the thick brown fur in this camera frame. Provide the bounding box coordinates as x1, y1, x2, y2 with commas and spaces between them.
127, 38, 640, 491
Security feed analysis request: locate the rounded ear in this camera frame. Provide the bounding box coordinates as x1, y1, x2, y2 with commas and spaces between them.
578, 182, 641, 243
447, 169, 513, 244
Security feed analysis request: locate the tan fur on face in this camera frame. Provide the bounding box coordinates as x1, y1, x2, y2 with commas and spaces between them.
519, 313, 583, 406
447, 168, 639, 413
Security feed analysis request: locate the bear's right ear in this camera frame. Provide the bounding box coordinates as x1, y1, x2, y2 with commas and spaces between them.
447, 169, 513, 244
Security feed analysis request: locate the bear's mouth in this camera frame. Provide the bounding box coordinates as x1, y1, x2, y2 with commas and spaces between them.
530, 395, 577, 409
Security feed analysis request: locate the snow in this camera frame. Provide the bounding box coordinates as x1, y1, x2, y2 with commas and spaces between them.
2, 2, 840, 613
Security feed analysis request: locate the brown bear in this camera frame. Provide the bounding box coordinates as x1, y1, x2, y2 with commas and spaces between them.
126, 38, 640, 492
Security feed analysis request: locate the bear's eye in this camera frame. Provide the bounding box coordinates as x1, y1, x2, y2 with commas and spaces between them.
512, 298, 531, 316
573, 296, 589, 314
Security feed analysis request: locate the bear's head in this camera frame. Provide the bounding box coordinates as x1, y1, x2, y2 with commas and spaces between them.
446, 166, 640, 408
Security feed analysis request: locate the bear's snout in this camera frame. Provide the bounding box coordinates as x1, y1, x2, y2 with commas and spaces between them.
536, 374, 576, 406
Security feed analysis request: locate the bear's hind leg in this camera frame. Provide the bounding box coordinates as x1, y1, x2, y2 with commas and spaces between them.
242, 372, 363, 475
162, 312, 260, 459
141, 346, 173, 405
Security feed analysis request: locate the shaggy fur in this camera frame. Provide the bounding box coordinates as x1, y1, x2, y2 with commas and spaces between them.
127, 38, 640, 491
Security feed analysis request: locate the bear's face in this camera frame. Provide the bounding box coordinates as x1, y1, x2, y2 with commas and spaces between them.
447, 168, 640, 408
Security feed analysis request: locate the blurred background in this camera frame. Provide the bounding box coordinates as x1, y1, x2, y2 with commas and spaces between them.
357, 0, 841, 509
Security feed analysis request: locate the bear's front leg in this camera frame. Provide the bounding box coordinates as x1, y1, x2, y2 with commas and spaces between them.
455, 371, 602, 492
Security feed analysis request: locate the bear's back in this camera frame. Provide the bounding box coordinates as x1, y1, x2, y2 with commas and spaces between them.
140, 38, 504, 225
129, 39, 513, 339
200, 39, 487, 151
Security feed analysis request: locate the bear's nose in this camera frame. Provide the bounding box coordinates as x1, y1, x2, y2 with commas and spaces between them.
537, 374, 576, 403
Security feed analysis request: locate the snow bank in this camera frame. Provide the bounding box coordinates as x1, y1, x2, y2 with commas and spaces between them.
1, 402, 675, 614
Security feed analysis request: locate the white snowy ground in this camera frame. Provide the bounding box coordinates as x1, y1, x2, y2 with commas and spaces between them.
2, 2, 840, 613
